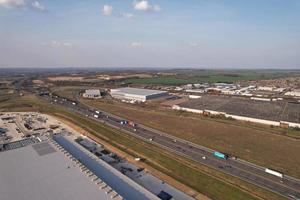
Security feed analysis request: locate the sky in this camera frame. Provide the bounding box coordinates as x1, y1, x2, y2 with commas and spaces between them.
0, 0, 300, 69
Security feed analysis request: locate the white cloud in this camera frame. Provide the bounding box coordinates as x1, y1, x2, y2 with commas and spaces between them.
102, 5, 113, 16
190, 43, 199, 47
120, 12, 134, 19
0, 0, 46, 11
31, 1, 45, 11
133, 0, 161, 12
50, 41, 61, 47
134, 0, 150, 11
42, 41, 73, 48
131, 42, 142, 47
0, 0, 25, 8
61, 42, 73, 48
153, 5, 161, 12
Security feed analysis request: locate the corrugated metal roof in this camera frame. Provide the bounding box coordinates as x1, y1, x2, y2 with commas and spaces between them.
54, 135, 159, 200
111, 87, 167, 96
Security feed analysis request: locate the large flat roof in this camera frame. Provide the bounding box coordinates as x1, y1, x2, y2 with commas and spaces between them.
53, 135, 158, 200
111, 87, 167, 96
0, 142, 115, 200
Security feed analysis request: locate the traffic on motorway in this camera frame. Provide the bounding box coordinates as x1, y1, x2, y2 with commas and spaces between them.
41, 93, 300, 200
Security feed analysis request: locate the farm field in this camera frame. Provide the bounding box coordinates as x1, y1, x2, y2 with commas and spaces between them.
81, 98, 300, 179
123, 70, 299, 85
50, 86, 87, 101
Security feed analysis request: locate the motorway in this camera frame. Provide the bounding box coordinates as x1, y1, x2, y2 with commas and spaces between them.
43, 94, 300, 200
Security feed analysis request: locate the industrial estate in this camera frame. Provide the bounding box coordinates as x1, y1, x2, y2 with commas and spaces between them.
0, 69, 300, 200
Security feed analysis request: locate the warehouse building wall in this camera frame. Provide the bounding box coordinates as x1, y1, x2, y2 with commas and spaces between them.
110, 90, 168, 102
172, 105, 300, 128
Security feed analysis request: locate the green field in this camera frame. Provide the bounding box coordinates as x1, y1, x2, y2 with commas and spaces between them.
123, 70, 299, 85
0, 94, 288, 200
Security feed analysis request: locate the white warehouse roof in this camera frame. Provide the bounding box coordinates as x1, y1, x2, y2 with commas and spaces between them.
110, 87, 168, 102
0, 142, 117, 200
84, 89, 101, 95
111, 87, 167, 96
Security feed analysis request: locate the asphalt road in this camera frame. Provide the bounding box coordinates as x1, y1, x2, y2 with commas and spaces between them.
43, 94, 300, 200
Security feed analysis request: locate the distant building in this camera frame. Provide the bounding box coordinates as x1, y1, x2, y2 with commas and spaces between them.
83, 89, 101, 99
189, 95, 201, 99
110, 87, 168, 102
284, 90, 300, 97
182, 84, 193, 90
220, 89, 235, 95
273, 88, 286, 93
185, 89, 205, 94
257, 86, 274, 91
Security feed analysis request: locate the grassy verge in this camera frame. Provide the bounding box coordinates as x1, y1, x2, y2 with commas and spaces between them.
0, 94, 288, 200
81, 99, 300, 179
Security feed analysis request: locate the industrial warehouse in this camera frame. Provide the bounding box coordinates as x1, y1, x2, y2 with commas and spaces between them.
110, 87, 169, 102
0, 112, 192, 200
0, 141, 126, 200
83, 89, 102, 99
173, 95, 300, 128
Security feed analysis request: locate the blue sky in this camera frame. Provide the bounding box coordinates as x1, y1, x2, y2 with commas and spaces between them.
0, 0, 300, 68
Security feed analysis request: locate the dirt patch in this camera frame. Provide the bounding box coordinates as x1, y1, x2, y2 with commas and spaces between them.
32, 79, 45, 85
161, 97, 189, 107
97, 73, 153, 80
48, 76, 84, 81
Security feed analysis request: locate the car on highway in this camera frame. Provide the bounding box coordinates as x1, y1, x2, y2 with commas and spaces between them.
287, 194, 300, 200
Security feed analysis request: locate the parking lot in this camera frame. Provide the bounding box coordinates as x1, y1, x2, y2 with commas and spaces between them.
179, 95, 300, 123
0, 112, 82, 148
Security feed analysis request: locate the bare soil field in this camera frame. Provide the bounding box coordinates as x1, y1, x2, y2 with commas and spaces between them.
82, 98, 300, 179
32, 79, 45, 85
47, 76, 84, 81
160, 97, 189, 107
97, 73, 153, 80
50, 86, 86, 100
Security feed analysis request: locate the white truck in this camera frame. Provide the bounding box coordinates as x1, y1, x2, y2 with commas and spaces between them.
265, 168, 283, 179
